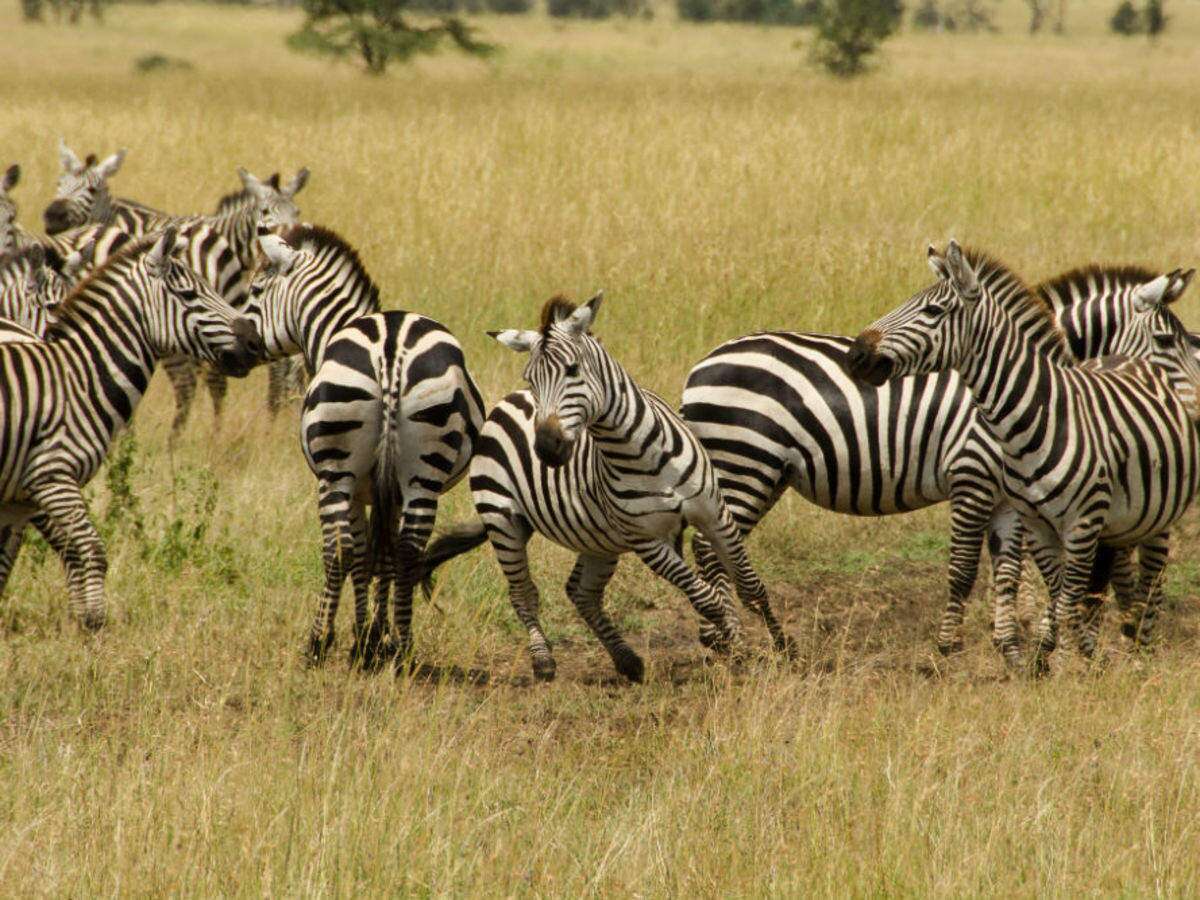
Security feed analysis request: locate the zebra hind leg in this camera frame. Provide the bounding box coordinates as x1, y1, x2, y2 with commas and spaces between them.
161, 356, 198, 438
565, 553, 642, 683
29, 481, 108, 631
345, 502, 377, 670
635, 538, 744, 655
389, 496, 438, 675
307, 483, 355, 666
1131, 533, 1170, 649
690, 533, 736, 654
697, 510, 793, 657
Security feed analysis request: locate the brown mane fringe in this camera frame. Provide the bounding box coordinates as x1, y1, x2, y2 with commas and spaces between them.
960, 245, 1061, 332
539, 295, 576, 337
1033, 263, 1160, 302
44, 233, 161, 335
277, 223, 379, 306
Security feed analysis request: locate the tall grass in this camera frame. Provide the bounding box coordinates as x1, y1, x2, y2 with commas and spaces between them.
1, 3, 1199, 893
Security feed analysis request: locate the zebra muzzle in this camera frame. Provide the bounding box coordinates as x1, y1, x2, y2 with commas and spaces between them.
534, 419, 574, 468
847, 335, 894, 387
216, 317, 265, 377
42, 200, 78, 236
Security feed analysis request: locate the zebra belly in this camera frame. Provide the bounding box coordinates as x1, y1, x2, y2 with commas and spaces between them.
682, 332, 977, 520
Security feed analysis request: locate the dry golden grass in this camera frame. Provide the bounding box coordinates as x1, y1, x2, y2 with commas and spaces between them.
3, 2, 1200, 894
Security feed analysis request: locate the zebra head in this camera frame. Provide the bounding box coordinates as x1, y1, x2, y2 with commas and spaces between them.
245, 233, 304, 358
43, 139, 125, 235
848, 240, 984, 386
0, 164, 20, 255
0, 243, 86, 333
491, 293, 605, 468
138, 227, 264, 377
239, 167, 308, 236
1119, 270, 1200, 398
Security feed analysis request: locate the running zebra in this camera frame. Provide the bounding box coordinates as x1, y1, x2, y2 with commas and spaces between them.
847, 242, 1200, 670
1, 164, 41, 255
0, 228, 262, 629
245, 227, 485, 669
683, 262, 1200, 665
420, 295, 793, 683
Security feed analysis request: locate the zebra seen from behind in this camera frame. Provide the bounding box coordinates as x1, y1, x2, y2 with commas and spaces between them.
0, 227, 263, 629
847, 241, 1200, 671
420, 295, 793, 684
245, 227, 485, 670
683, 262, 1200, 667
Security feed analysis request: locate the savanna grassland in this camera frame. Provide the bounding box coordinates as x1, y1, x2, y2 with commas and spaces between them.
3, 2, 1200, 893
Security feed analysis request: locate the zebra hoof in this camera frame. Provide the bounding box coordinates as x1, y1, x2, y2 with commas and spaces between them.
699, 627, 731, 655
937, 640, 964, 657
775, 633, 799, 660
1120, 622, 1137, 641
531, 656, 557, 683
304, 634, 335, 668
613, 649, 645, 684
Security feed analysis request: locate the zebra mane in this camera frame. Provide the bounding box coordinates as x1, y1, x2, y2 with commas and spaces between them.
0, 244, 46, 273
1033, 264, 1159, 304
44, 234, 159, 336
214, 173, 280, 214
539, 295, 577, 338
963, 246, 1070, 355
279, 223, 380, 306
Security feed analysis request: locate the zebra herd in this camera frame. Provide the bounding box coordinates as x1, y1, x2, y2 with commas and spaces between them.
2, 141, 1198, 682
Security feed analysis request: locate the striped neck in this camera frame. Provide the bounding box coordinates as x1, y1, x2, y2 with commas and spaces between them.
581, 338, 668, 474
48, 256, 160, 440
207, 200, 258, 273
1038, 265, 1159, 361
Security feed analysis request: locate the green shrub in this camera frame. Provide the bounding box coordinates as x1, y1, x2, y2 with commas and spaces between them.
810, 0, 903, 77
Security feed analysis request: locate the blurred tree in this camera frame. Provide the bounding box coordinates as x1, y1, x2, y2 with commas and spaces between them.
1109, 0, 1141, 33
22, 0, 105, 23
809, 0, 903, 76
1145, 0, 1166, 36
287, 0, 494, 75
911, 0, 997, 31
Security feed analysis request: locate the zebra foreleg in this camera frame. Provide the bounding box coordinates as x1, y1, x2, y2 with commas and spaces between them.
485, 516, 555, 681
565, 553, 642, 682
0, 526, 25, 597
161, 356, 198, 438
29, 481, 107, 631
986, 504, 1025, 668
1059, 518, 1107, 660
634, 539, 743, 653
201, 365, 228, 426
936, 493, 992, 657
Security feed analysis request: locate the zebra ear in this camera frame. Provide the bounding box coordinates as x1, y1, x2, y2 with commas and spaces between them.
258, 234, 297, 274
2, 164, 18, 193
490, 329, 539, 353
1164, 268, 1196, 306
146, 227, 178, 277
284, 168, 310, 198
62, 248, 89, 280
943, 240, 980, 302
58, 138, 83, 174
1132, 274, 1172, 313
926, 244, 950, 280
239, 167, 266, 198
565, 291, 603, 335
96, 149, 126, 179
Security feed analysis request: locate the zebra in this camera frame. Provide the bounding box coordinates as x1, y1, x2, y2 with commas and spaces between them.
245, 226, 485, 669
846, 241, 1200, 671
418, 295, 793, 684
44, 142, 251, 434
0, 243, 92, 334
0, 227, 263, 629
0, 164, 41, 255
682, 263, 1200, 666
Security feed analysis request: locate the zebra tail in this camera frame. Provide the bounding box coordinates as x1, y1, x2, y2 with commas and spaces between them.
418, 521, 488, 597
367, 360, 405, 580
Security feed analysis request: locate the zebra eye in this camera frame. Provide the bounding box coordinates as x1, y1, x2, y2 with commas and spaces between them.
922, 304, 943, 317
565, 363, 580, 377
1154, 334, 1175, 347
179, 289, 198, 301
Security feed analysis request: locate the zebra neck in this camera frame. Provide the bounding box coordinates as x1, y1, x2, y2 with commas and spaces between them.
53, 283, 157, 438
958, 300, 1068, 458
112, 199, 172, 235
584, 351, 667, 473
207, 204, 256, 272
